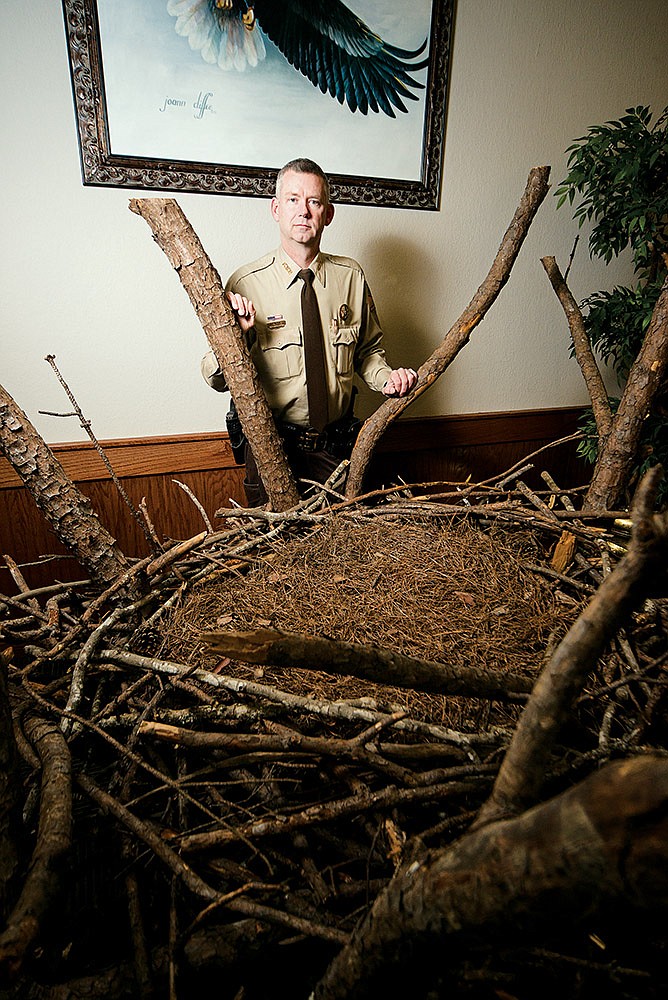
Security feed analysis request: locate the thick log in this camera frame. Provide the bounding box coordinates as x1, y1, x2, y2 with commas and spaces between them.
312, 755, 668, 999
0, 384, 131, 587
345, 166, 552, 497
202, 627, 533, 701
129, 198, 300, 511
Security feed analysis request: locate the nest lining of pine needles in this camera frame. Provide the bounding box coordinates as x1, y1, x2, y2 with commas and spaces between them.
156, 512, 583, 734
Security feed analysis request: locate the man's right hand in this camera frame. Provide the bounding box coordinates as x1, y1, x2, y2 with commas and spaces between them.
227, 291, 256, 332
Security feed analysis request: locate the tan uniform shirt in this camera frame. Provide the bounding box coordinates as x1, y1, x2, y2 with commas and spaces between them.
201, 247, 392, 427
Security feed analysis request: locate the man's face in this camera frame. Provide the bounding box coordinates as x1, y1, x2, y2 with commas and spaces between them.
271, 171, 334, 257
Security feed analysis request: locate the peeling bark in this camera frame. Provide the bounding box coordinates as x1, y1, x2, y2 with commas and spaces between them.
129, 197, 300, 511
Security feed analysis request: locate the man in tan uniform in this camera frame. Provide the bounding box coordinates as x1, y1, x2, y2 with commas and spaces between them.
202, 157, 417, 505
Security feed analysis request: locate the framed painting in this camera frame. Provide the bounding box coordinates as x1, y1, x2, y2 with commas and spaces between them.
62, 0, 456, 209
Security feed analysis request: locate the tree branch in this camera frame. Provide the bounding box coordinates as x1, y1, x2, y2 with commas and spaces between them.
586, 274, 668, 510
0, 383, 132, 588
475, 466, 668, 827
312, 755, 668, 999
345, 166, 552, 497
202, 627, 533, 702
129, 198, 300, 511
0, 715, 72, 982
540, 255, 613, 437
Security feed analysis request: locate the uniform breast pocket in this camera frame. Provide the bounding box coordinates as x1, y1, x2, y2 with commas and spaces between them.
255, 327, 304, 380
331, 326, 358, 375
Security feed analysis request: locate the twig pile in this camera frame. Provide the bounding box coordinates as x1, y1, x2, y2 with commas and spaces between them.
1, 467, 667, 998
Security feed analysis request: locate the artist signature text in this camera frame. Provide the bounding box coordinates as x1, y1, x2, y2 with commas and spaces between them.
159, 92, 214, 119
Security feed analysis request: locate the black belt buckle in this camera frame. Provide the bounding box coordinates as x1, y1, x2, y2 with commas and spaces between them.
299, 427, 324, 452
278, 422, 325, 452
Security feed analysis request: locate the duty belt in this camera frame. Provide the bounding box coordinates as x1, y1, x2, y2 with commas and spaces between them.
278, 421, 328, 453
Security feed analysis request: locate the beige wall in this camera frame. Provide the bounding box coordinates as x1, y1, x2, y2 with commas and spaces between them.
2, 0, 667, 443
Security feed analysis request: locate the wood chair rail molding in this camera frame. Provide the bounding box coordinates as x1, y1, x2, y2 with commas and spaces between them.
0, 408, 586, 491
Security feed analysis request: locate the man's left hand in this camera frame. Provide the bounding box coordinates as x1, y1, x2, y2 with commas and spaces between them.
382, 368, 418, 396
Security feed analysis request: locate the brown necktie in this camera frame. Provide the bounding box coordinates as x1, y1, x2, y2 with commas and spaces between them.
298, 268, 329, 431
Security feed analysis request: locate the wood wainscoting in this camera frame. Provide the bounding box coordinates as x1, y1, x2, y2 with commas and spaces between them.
0, 407, 588, 591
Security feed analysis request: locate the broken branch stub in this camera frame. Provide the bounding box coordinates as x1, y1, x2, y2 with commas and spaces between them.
129, 197, 300, 511
345, 165, 552, 498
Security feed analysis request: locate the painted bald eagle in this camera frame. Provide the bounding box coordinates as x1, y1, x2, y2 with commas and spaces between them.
166, 0, 429, 117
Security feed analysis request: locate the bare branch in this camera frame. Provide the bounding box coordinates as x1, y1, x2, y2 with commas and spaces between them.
586, 274, 668, 510
0, 382, 132, 588
540, 256, 613, 438
312, 755, 668, 999
202, 627, 532, 702
345, 166, 552, 497
42, 355, 158, 551
0, 716, 71, 981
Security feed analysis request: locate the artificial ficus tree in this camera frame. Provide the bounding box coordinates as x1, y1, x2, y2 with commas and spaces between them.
551, 105, 668, 511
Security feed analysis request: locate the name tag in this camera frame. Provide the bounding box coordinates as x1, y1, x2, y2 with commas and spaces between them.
267, 314, 286, 330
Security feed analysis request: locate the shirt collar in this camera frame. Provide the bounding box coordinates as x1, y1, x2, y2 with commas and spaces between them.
277, 247, 326, 289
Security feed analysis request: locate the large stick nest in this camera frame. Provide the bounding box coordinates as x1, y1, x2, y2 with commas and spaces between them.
2, 470, 667, 999
158, 514, 579, 731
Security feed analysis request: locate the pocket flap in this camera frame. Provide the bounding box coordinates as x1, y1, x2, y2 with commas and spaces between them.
332, 325, 357, 345
258, 326, 302, 351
